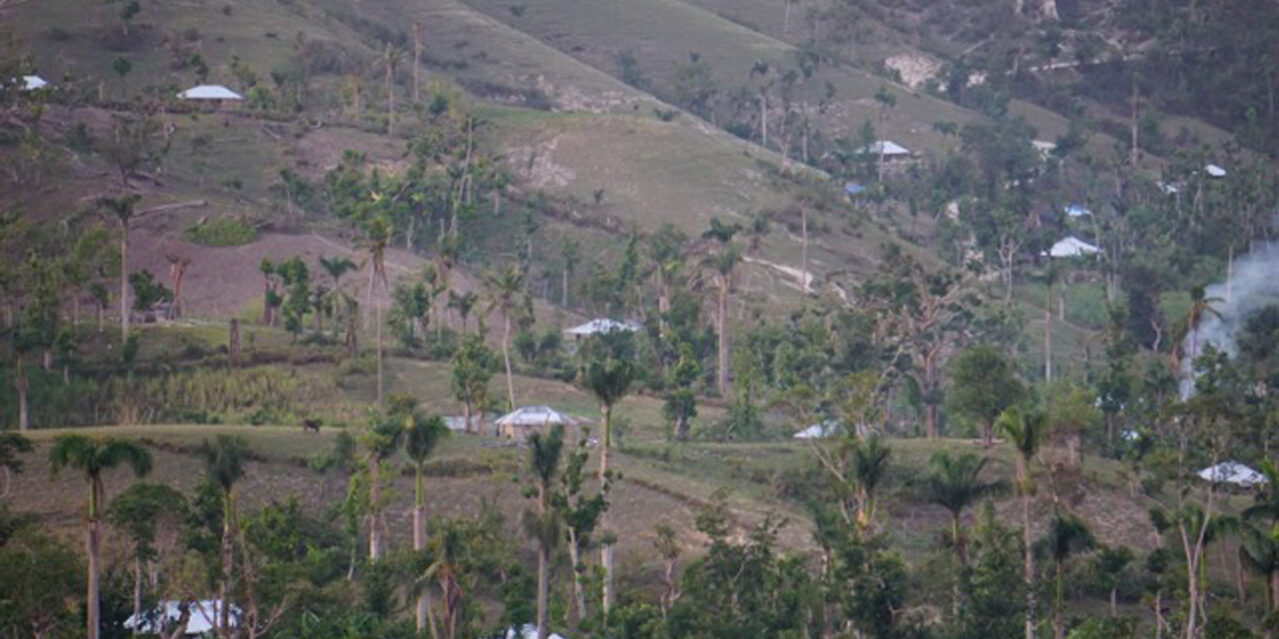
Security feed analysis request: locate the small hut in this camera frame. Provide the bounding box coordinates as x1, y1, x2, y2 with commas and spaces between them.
495, 405, 570, 440
1198, 462, 1267, 488
564, 318, 641, 338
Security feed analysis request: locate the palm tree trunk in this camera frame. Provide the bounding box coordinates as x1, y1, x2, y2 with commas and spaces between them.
414, 465, 437, 639
536, 543, 549, 639
567, 532, 586, 624
601, 403, 614, 618
220, 497, 233, 638
502, 313, 515, 410
716, 282, 729, 396
376, 302, 384, 408
369, 456, 382, 561
1044, 289, 1052, 382
15, 356, 28, 431
1024, 491, 1036, 639
134, 555, 144, 634
87, 511, 101, 639
120, 224, 129, 343
1055, 561, 1064, 639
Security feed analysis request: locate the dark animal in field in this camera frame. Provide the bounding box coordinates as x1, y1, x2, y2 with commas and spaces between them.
302, 419, 321, 433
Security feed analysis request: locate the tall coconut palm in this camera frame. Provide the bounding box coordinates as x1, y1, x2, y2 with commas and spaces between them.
921, 449, 1003, 618
997, 405, 1046, 639
380, 43, 405, 135
361, 216, 392, 407
699, 217, 741, 397
580, 338, 635, 617
524, 425, 565, 639
1093, 545, 1134, 617
1037, 513, 1095, 639
1183, 284, 1224, 364
850, 435, 891, 535
405, 412, 448, 636
197, 434, 249, 638
483, 263, 524, 411
49, 435, 153, 639
97, 194, 140, 343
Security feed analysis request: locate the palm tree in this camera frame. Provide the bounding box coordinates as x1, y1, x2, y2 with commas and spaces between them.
1043, 261, 1057, 381
49, 435, 153, 639
423, 522, 467, 639
1183, 284, 1224, 364
97, 194, 140, 343
580, 338, 635, 617
405, 413, 448, 636
1037, 513, 1094, 639
320, 255, 357, 332
700, 218, 742, 397
561, 239, 579, 309
921, 449, 1003, 618
446, 290, 478, 335
380, 43, 405, 135
1093, 545, 1134, 617
850, 435, 891, 535
197, 435, 249, 637
361, 217, 392, 407
483, 263, 524, 411
997, 405, 1046, 639
0, 432, 33, 498
524, 425, 565, 639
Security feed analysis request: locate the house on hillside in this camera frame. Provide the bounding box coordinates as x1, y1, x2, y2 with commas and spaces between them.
496, 405, 573, 440
1045, 236, 1101, 259
564, 318, 642, 340
20, 75, 50, 91
856, 140, 913, 162
1064, 204, 1092, 218
1205, 164, 1227, 178
178, 84, 243, 113
1198, 462, 1266, 488
125, 600, 240, 636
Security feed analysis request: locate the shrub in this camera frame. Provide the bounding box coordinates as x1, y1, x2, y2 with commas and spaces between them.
184, 217, 258, 246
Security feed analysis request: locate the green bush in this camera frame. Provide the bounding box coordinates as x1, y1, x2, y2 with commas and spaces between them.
184, 217, 258, 246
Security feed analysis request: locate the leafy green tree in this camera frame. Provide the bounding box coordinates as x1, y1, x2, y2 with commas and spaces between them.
1037, 513, 1095, 639
523, 424, 565, 639
0, 526, 84, 638
554, 429, 609, 626
106, 482, 187, 627
451, 334, 496, 433
946, 344, 1025, 445
276, 256, 312, 341
49, 435, 153, 639
405, 411, 448, 635
1242, 461, 1279, 615
957, 502, 1025, 639
997, 405, 1046, 639
361, 405, 406, 561
663, 342, 700, 440
1091, 545, 1134, 617
0, 432, 32, 498
127, 269, 172, 312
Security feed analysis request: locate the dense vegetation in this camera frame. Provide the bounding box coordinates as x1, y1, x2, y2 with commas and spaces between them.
3, 0, 1279, 636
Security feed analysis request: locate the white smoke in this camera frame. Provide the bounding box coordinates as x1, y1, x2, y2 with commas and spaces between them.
1179, 241, 1279, 398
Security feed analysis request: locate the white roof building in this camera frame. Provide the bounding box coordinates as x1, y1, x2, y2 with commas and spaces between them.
21, 75, 49, 91
794, 420, 841, 439
1205, 164, 1227, 178
1032, 139, 1057, 156
505, 624, 568, 639
564, 318, 642, 337
1047, 236, 1101, 258
1064, 204, 1092, 218
1198, 462, 1267, 488
125, 600, 240, 635
178, 84, 244, 100
858, 140, 911, 156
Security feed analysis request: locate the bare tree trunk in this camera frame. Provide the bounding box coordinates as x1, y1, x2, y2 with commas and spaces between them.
87, 517, 101, 639
801, 208, 810, 299
133, 555, 144, 633
567, 532, 586, 624
600, 404, 614, 618
502, 313, 515, 410
1044, 290, 1052, 382
376, 302, 384, 408
368, 458, 382, 561
413, 21, 422, 103
716, 281, 729, 396
120, 224, 129, 343
1024, 489, 1036, 639
536, 542, 549, 639
15, 356, 28, 431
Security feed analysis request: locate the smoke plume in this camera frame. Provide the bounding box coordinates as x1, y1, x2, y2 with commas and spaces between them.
1179, 241, 1279, 398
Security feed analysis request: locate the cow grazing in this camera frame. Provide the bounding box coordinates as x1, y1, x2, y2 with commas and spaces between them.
302, 419, 321, 433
